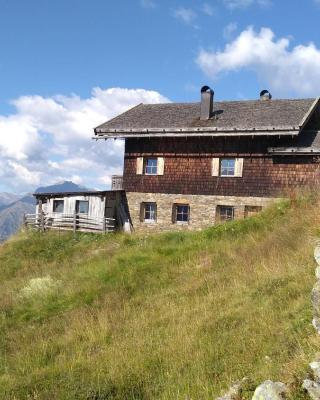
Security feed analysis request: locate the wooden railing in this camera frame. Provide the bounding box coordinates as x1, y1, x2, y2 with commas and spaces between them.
24, 213, 115, 233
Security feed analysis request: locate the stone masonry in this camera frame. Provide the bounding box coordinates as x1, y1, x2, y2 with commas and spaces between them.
126, 191, 276, 232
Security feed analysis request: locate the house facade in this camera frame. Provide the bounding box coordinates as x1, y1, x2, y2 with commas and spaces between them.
94, 87, 320, 232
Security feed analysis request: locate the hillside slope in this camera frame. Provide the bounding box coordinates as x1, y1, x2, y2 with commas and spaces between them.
0, 196, 320, 399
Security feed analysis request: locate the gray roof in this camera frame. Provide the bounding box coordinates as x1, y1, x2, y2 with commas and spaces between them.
94, 98, 319, 138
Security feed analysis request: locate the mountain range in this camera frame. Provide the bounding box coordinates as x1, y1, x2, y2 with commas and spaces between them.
0, 181, 88, 242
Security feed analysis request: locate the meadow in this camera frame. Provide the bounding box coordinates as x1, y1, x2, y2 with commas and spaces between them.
0, 195, 320, 399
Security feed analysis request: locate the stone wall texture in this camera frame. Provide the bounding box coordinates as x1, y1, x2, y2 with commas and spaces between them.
126, 192, 276, 232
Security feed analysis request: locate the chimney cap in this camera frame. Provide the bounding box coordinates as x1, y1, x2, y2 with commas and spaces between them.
201, 85, 214, 94
260, 89, 272, 100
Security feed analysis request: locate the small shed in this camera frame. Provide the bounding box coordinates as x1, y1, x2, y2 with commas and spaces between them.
28, 190, 131, 233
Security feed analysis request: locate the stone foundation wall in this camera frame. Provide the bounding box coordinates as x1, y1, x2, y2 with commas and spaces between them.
126, 192, 277, 232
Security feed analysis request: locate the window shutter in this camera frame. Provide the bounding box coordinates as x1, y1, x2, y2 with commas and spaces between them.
172, 204, 177, 224
154, 204, 157, 222
140, 203, 145, 222
211, 158, 220, 176
136, 157, 144, 175
157, 157, 164, 175
234, 158, 244, 177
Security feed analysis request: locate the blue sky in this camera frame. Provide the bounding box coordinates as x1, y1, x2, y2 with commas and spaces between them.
1, 0, 320, 192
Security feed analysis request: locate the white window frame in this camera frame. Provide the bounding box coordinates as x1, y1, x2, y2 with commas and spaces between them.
220, 159, 236, 177
144, 158, 158, 175
143, 202, 157, 223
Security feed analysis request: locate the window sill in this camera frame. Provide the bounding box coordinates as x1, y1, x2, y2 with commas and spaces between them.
143, 219, 156, 224
175, 221, 189, 225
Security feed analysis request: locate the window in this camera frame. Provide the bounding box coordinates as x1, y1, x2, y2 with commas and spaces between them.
145, 158, 158, 175
217, 206, 234, 222
245, 206, 262, 218
53, 200, 64, 213
141, 202, 157, 222
220, 159, 235, 176
76, 200, 89, 214
173, 204, 190, 224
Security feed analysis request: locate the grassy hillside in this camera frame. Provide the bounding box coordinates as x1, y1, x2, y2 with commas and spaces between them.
1, 195, 320, 399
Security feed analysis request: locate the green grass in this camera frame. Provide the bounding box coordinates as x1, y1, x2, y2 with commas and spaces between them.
0, 195, 320, 399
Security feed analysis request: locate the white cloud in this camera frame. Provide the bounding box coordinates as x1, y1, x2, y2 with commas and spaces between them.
0, 87, 169, 192
223, 0, 271, 9
196, 26, 320, 96
174, 7, 197, 24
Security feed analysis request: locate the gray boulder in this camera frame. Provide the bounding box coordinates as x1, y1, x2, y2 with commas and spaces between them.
252, 380, 287, 400
312, 281, 320, 321
302, 379, 320, 400
310, 361, 320, 383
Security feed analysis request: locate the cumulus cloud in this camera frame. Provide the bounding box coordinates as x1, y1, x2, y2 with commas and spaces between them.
0, 87, 169, 192
196, 26, 320, 96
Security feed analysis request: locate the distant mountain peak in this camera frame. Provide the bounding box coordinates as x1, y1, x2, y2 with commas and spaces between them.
35, 181, 89, 194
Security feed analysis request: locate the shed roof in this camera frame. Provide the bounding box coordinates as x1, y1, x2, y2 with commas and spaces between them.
33, 190, 123, 198
94, 98, 319, 138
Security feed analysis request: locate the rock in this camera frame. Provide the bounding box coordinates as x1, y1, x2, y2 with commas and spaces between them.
310, 361, 320, 383
314, 246, 320, 266
302, 379, 320, 400
312, 318, 320, 334
251, 380, 287, 400
312, 281, 320, 320
316, 267, 320, 281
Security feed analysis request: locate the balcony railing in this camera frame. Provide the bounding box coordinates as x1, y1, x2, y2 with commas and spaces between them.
111, 175, 123, 190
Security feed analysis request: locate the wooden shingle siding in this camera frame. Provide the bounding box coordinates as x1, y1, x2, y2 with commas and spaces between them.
123, 137, 320, 198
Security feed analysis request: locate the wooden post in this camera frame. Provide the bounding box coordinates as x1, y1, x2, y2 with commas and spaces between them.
102, 217, 106, 234
40, 211, 44, 232
73, 212, 77, 238
23, 213, 26, 228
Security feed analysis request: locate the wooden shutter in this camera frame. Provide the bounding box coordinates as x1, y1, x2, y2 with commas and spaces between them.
234, 158, 244, 177
136, 157, 144, 175
211, 158, 220, 176
139, 203, 145, 222
154, 203, 157, 222
157, 157, 164, 175
172, 204, 177, 224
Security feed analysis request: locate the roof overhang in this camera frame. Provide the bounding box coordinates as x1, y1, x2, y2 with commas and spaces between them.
268, 146, 320, 155
93, 126, 301, 140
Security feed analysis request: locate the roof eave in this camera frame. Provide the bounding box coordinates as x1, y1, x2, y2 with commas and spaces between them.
268, 146, 320, 155
93, 127, 301, 139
